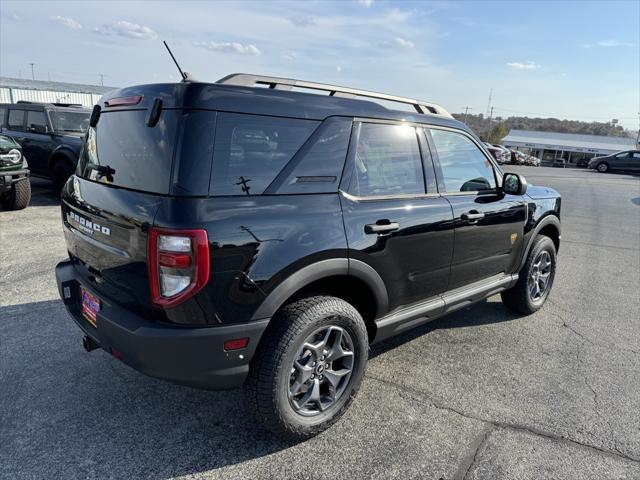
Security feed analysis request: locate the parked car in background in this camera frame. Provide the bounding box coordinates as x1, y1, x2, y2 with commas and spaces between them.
511, 150, 526, 165
575, 157, 590, 168
0, 134, 30, 210
55, 73, 561, 441
0, 102, 91, 192
587, 150, 640, 173
483, 142, 505, 163
552, 158, 567, 168
493, 145, 512, 164
526, 155, 541, 167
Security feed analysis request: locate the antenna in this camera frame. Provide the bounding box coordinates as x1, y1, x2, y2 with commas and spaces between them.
163, 41, 189, 81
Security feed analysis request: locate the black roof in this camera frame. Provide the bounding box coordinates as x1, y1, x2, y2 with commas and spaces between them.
100, 82, 471, 133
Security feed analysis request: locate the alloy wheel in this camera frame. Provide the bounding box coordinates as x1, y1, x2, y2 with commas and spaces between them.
529, 250, 553, 301
288, 324, 355, 416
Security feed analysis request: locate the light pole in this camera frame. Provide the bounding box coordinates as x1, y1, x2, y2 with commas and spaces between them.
462, 106, 472, 125
29, 63, 35, 80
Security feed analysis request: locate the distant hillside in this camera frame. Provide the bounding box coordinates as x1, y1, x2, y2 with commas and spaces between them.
452, 113, 636, 144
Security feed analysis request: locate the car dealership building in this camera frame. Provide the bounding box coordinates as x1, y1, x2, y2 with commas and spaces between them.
0, 77, 113, 108
502, 129, 638, 166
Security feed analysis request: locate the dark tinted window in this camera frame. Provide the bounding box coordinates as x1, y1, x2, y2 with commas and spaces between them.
50, 110, 89, 133
77, 110, 178, 194
273, 117, 351, 194
349, 123, 424, 197
7, 110, 24, 130
0, 108, 6, 128
430, 129, 496, 192
211, 113, 319, 196
27, 111, 48, 130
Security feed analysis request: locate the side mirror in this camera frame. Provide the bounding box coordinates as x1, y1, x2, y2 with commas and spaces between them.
502, 172, 528, 195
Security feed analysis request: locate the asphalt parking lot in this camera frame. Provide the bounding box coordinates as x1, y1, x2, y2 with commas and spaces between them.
1, 166, 639, 479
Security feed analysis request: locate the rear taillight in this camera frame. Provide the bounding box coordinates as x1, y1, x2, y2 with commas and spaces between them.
148, 228, 210, 308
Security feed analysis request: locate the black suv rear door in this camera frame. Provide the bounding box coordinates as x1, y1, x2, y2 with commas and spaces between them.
340, 120, 454, 312
427, 127, 526, 290
21, 109, 54, 174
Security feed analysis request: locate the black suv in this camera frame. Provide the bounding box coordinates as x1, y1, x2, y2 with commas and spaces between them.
0, 101, 90, 191
55, 74, 561, 440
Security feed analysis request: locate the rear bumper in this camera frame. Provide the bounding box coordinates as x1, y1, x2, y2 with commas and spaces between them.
55, 260, 269, 390
0, 168, 29, 194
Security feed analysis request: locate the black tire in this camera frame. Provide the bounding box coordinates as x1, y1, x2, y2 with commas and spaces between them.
52, 159, 75, 194
0, 178, 31, 210
596, 162, 609, 173
501, 235, 557, 315
245, 296, 369, 441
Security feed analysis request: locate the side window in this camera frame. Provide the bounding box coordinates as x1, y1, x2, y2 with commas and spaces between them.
211, 113, 319, 196
430, 129, 496, 192
0, 108, 6, 128
7, 109, 25, 130
632, 152, 640, 160
273, 117, 351, 194
27, 111, 48, 131
349, 123, 424, 197
616, 152, 631, 159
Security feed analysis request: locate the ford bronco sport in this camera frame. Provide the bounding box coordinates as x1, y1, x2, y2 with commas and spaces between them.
55, 74, 561, 440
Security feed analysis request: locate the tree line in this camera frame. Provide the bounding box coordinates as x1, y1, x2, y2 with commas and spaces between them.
452, 113, 636, 145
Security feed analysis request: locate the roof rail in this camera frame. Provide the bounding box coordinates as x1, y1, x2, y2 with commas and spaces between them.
216, 73, 453, 118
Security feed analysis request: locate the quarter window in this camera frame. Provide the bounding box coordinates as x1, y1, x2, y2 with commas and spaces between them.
430, 129, 496, 192
211, 113, 319, 196
7, 109, 25, 130
349, 123, 424, 197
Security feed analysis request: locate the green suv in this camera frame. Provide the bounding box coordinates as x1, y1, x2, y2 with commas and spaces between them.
0, 134, 30, 210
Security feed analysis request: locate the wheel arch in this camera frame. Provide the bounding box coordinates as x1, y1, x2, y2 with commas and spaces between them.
48, 146, 77, 170
518, 215, 561, 270
251, 258, 388, 342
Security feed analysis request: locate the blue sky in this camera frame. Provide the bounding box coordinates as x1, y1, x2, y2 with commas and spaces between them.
1, 0, 638, 129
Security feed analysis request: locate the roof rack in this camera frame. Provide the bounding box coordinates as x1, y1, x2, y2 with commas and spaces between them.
216, 73, 453, 118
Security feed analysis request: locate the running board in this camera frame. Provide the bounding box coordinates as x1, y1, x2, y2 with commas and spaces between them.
373, 273, 518, 343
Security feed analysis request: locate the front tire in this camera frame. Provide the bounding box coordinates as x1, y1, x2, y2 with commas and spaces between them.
596, 162, 609, 173
501, 235, 557, 315
245, 296, 368, 441
52, 159, 75, 194
1, 178, 31, 210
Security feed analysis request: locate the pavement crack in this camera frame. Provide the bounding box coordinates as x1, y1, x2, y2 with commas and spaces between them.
366, 374, 640, 464
455, 426, 494, 480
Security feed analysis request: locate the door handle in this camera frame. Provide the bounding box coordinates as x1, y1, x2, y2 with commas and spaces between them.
365, 221, 400, 234
461, 211, 485, 223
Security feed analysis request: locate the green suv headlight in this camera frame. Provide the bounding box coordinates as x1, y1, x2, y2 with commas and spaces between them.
0, 148, 22, 165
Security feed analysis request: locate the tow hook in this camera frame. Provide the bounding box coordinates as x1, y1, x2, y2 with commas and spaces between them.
83, 335, 100, 352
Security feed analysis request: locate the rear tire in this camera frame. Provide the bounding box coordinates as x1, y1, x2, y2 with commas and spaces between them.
52, 159, 75, 194
245, 296, 368, 441
596, 162, 609, 173
1, 178, 31, 210
501, 235, 556, 315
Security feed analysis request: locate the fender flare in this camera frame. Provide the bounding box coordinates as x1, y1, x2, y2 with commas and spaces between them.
250, 258, 389, 321
48, 146, 78, 170
518, 214, 561, 270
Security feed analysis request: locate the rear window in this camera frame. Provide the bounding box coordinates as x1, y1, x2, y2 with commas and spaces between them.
77, 110, 178, 194
211, 113, 319, 196
7, 110, 24, 130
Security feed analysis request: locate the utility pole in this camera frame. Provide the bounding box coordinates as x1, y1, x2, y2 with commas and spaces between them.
485, 88, 493, 117
461, 106, 472, 124
487, 106, 495, 141
99, 74, 104, 86
29, 63, 35, 80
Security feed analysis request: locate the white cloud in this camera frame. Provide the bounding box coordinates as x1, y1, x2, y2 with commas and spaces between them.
94, 21, 157, 40
53, 15, 82, 30
581, 39, 634, 48
194, 41, 261, 56
394, 37, 415, 48
358, 0, 374, 7
288, 15, 316, 27
506, 61, 539, 70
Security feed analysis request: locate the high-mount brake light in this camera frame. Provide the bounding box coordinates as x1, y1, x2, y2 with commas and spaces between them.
105, 95, 143, 107
148, 228, 209, 308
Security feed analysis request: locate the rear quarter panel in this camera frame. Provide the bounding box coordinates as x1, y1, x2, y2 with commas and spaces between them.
153, 194, 347, 325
